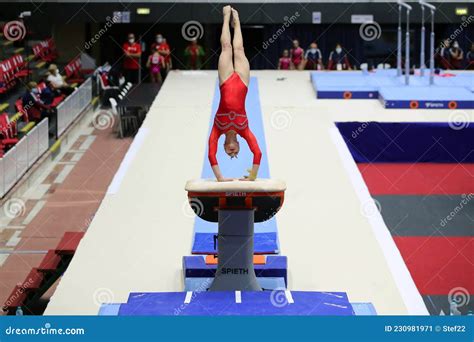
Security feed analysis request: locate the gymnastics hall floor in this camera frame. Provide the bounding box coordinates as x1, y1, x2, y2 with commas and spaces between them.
45, 70, 473, 315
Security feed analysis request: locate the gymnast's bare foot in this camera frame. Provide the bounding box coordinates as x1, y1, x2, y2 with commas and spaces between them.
223, 5, 231, 17
231, 8, 240, 27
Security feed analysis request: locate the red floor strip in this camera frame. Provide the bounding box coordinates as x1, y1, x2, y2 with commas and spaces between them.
393, 236, 473, 295
358, 163, 474, 195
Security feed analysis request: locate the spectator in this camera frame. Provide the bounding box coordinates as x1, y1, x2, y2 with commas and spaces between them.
328, 43, 351, 70
184, 39, 205, 70
22, 82, 51, 123
304, 42, 323, 70
151, 34, 171, 80
438, 39, 452, 69
47, 64, 74, 95
278, 49, 291, 70
466, 43, 474, 70
449, 41, 464, 69
122, 33, 142, 83
146, 46, 164, 84
40, 81, 58, 105
290, 40, 304, 70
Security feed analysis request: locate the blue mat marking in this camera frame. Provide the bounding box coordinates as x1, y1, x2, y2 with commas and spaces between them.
183, 255, 287, 282
184, 277, 286, 291
192, 232, 279, 254
118, 291, 355, 316
192, 77, 279, 253
336, 122, 474, 163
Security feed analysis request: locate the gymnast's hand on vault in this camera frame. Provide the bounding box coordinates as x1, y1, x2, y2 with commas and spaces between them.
217, 177, 234, 182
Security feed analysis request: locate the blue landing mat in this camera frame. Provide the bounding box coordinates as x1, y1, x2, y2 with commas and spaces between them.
184, 277, 286, 291
117, 291, 355, 316
336, 122, 474, 163
379, 86, 474, 109
192, 232, 279, 254
183, 255, 287, 282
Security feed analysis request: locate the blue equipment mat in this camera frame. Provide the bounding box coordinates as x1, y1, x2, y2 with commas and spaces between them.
183, 255, 287, 282
184, 277, 286, 291
192, 232, 279, 254
117, 291, 355, 316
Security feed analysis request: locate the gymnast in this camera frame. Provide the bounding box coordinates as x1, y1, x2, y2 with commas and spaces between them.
208, 6, 262, 182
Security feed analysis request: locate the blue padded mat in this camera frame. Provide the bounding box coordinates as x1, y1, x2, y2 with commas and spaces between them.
336, 122, 474, 163
379, 86, 474, 109
183, 255, 287, 281
118, 291, 355, 316
192, 232, 279, 254
184, 277, 286, 291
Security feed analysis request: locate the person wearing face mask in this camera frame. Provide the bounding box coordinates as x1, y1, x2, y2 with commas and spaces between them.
327, 43, 351, 71
22, 82, 52, 123
290, 39, 304, 70
466, 43, 474, 70
304, 42, 323, 70
122, 33, 142, 84
449, 41, 464, 69
151, 34, 171, 81
146, 46, 165, 84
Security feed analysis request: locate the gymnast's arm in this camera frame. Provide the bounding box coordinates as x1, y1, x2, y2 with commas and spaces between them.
208, 125, 233, 182
240, 128, 262, 181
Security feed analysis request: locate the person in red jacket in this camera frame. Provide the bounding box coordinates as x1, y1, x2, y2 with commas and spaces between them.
208, 6, 262, 182
122, 33, 142, 84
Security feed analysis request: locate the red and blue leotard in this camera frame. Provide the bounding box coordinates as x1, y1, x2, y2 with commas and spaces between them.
208, 72, 262, 167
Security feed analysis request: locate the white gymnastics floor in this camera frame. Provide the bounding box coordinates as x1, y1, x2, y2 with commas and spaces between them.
45, 70, 473, 315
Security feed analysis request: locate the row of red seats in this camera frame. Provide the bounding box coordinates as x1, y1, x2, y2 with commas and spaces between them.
0, 113, 19, 158
0, 54, 32, 94
2, 231, 84, 315
32, 38, 58, 63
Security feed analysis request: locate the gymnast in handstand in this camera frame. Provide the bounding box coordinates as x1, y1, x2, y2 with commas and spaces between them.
208, 6, 262, 182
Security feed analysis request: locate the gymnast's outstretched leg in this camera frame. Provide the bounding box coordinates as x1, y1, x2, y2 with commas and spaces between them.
218, 5, 234, 85
231, 8, 250, 86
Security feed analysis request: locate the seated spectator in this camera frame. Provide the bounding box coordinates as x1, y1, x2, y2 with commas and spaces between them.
184, 39, 205, 70
290, 40, 304, 70
449, 41, 464, 69
47, 64, 74, 95
146, 46, 165, 83
39, 81, 56, 105
327, 43, 352, 70
466, 43, 474, 70
304, 42, 323, 70
278, 49, 291, 70
22, 82, 52, 123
